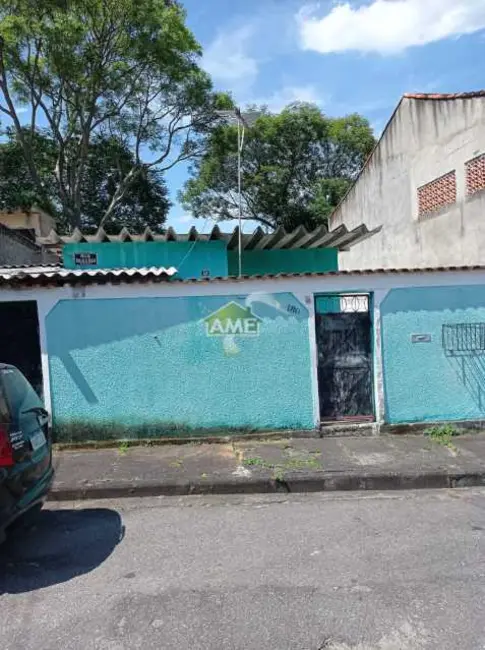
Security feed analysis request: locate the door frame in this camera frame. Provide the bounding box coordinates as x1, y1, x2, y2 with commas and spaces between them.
313, 292, 376, 423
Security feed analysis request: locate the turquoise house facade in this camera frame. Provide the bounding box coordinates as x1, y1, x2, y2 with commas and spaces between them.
381, 284, 485, 423
46, 291, 315, 440
42, 272, 485, 439
38, 223, 383, 440
6, 243, 484, 441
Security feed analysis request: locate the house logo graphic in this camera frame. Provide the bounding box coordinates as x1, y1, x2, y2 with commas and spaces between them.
204, 301, 262, 337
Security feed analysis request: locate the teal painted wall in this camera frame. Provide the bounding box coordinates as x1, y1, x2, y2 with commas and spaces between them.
227, 248, 338, 276
314, 295, 343, 314
63, 242, 338, 278
46, 293, 315, 439
382, 285, 485, 423
63, 241, 228, 279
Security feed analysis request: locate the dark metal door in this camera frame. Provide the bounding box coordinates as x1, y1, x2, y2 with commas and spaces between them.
315, 309, 373, 421
0, 301, 42, 397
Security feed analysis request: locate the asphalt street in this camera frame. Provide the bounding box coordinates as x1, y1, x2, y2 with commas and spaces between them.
1, 489, 485, 650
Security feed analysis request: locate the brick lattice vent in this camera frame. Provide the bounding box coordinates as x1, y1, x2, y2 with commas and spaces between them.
418, 171, 456, 218
466, 153, 485, 196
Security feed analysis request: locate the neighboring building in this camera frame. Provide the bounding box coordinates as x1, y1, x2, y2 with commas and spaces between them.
0, 222, 51, 266
38, 224, 377, 279
330, 91, 485, 270
0, 207, 56, 240
0, 263, 484, 439
0, 208, 58, 265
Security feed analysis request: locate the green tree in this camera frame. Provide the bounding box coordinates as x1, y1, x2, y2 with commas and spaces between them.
180, 103, 375, 231
0, 128, 171, 233
76, 136, 171, 233
0, 0, 223, 229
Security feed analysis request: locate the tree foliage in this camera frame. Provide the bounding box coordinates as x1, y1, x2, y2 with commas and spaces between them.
0, 128, 171, 232
0, 0, 226, 229
180, 103, 376, 231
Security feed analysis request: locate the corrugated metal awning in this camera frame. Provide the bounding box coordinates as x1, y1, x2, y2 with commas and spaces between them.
0, 265, 177, 287
38, 224, 380, 251
0, 264, 482, 288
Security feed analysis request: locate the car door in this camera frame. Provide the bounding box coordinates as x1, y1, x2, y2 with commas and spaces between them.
0, 366, 50, 496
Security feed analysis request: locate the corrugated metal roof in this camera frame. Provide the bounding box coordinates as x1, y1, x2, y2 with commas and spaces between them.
178, 265, 485, 283
0, 264, 482, 288
0, 265, 177, 287
0, 263, 59, 270
38, 223, 380, 252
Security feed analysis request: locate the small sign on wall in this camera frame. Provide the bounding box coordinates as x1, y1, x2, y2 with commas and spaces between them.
411, 333, 432, 343
74, 252, 98, 266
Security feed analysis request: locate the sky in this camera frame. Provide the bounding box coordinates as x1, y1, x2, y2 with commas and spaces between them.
168, 0, 485, 232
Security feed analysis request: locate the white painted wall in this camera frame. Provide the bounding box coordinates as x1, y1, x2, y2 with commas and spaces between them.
331, 96, 485, 270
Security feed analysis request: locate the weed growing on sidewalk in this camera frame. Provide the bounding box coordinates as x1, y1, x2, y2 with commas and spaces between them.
243, 454, 322, 481
118, 441, 130, 455
243, 457, 273, 469
424, 424, 459, 451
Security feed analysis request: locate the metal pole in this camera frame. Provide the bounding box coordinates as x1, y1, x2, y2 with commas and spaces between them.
237, 117, 243, 277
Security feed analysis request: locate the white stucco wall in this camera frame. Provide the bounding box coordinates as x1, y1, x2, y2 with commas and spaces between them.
331, 96, 485, 270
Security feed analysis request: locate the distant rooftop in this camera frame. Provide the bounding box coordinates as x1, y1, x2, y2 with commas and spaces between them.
39, 223, 379, 252
404, 91, 485, 100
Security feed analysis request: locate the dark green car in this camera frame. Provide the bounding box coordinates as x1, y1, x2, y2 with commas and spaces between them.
0, 364, 53, 543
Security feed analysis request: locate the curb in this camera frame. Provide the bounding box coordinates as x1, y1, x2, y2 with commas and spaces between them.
52, 430, 314, 451
47, 470, 485, 501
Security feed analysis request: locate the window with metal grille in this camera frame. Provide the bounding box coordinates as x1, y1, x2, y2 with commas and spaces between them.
466, 153, 485, 196
442, 323, 485, 356
418, 171, 456, 219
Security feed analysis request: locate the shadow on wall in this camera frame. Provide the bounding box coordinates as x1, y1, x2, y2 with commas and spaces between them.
443, 322, 485, 411
46, 294, 308, 407
384, 286, 485, 315
0, 508, 123, 594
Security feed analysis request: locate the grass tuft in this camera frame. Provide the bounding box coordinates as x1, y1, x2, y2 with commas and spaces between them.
424, 424, 459, 451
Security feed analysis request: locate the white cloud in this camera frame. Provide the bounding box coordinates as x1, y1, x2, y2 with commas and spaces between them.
175, 214, 194, 225
203, 26, 258, 84
247, 85, 325, 113
297, 0, 485, 55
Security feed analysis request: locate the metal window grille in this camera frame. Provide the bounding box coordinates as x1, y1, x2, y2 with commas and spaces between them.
315, 294, 369, 315
442, 323, 485, 356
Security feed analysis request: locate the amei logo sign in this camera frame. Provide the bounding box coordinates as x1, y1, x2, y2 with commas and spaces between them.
204, 301, 262, 337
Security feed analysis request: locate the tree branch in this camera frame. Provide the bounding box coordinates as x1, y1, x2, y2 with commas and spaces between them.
0, 38, 49, 208
98, 165, 141, 228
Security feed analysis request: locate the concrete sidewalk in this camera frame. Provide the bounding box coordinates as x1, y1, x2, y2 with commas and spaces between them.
49, 433, 485, 500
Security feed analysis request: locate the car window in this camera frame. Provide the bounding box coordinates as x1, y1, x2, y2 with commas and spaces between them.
0, 367, 42, 417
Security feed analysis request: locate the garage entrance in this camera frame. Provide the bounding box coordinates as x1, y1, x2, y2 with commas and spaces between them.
0, 301, 43, 397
